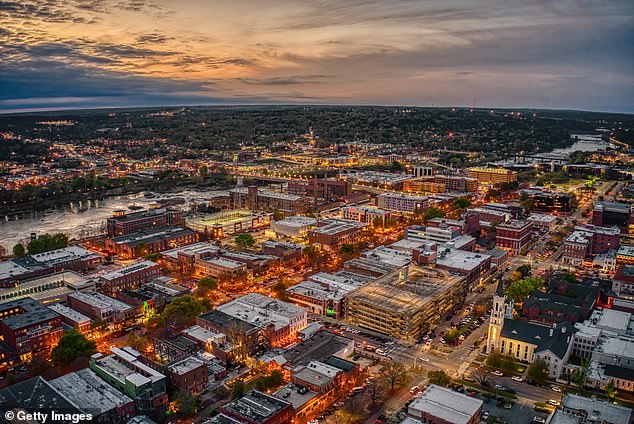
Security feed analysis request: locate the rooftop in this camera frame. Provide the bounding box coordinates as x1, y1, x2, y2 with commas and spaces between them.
560, 393, 632, 424
48, 368, 133, 414
160, 242, 221, 259
47, 303, 91, 324
110, 226, 194, 247
68, 291, 134, 312
408, 384, 483, 424
273, 383, 318, 411
200, 257, 246, 270
436, 249, 491, 272
100, 260, 158, 281
283, 330, 353, 366
271, 216, 318, 227
217, 293, 306, 331
0, 297, 60, 330
168, 356, 206, 376
222, 390, 290, 423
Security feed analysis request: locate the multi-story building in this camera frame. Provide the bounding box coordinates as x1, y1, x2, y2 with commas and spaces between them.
403, 179, 446, 194
99, 260, 161, 294
341, 206, 391, 225
435, 249, 492, 288
376, 192, 431, 213
167, 356, 208, 395
90, 347, 168, 417
47, 303, 92, 333
231, 186, 310, 213
260, 241, 304, 263
0, 297, 63, 360
220, 390, 293, 424
48, 368, 137, 422
527, 213, 557, 231
269, 216, 317, 238
220, 251, 279, 275
404, 384, 483, 424
0, 270, 95, 305
105, 226, 198, 259
592, 201, 634, 235
0, 246, 102, 288
563, 231, 593, 266
432, 174, 478, 192
291, 360, 342, 395
495, 220, 532, 255
410, 165, 436, 178
216, 294, 308, 347
467, 167, 517, 184
187, 210, 272, 239
613, 264, 634, 300
345, 267, 468, 340
67, 291, 136, 324
106, 208, 185, 238
487, 282, 575, 379
405, 224, 461, 244
287, 179, 351, 200
550, 394, 632, 424
286, 272, 372, 318
194, 257, 247, 278
520, 189, 573, 213
307, 218, 367, 251
616, 245, 634, 265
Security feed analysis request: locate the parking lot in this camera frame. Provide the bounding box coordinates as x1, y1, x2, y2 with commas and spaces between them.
478, 393, 549, 424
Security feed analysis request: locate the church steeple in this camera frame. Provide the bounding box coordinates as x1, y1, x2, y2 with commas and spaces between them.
487, 277, 506, 353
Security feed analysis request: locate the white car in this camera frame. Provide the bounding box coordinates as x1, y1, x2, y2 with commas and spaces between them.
418, 356, 430, 363
512, 376, 523, 382
547, 399, 560, 406
551, 385, 562, 392
491, 370, 503, 376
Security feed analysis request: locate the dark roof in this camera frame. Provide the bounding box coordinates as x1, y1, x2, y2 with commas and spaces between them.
495, 278, 505, 297
501, 319, 574, 359
0, 297, 60, 330
0, 376, 81, 412
112, 226, 194, 247
523, 297, 585, 317
222, 390, 290, 423
323, 355, 357, 373
284, 331, 353, 366
198, 310, 256, 333
487, 248, 508, 259
604, 364, 634, 382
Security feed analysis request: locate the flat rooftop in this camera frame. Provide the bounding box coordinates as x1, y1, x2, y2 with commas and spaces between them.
222, 390, 290, 423
161, 242, 221, 259
437, 249, 491, 272
110, 226, 194, 247
48, 368, 133, 414
168, 356, 205, 376
273, 383, 318, 411
0, 297, 60, 330
47, 303, 91, 324
409, 384, 483, 424
100, 260, 158, 281
200, 257, 246, 270
561, 394, 632, 424
346, 267, 465, 312
68, 291, 133, 312
271, 216, 318, 227
217, 293, 306, 331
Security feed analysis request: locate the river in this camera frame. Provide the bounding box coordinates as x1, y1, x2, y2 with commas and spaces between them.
0, 190, 220, 252
542, 132, 612, 158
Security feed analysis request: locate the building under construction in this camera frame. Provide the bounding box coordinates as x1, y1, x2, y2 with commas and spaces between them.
344, 266, 468, 340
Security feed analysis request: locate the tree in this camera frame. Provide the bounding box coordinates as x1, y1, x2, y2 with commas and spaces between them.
527, 358, 549, 386
452, 197, 471, 210
232, 380, 245, 399
506, 277, 543, 303
372, 216, 384, 228
336, 395, 368, 424
443, 328, 461, 344
380, 360, 408, 391
572, 359, 590, 389
162, 295, 209, 328
51, 329, 96, 368
428, 370, 451, 387
422, 207, 445, 223
367, 378, 387, 408
235, 233, 256, 251
271, 280, 289, 301
12, 243, 25, 257
27, 233, 68, 254
605, 381, 617, 402
127, 332, 150, 354
256, 370, 285, 391
91, 319, 108, 336
338, 243, 356, 260
195, 277, 218, 298
172, 390, 199, 417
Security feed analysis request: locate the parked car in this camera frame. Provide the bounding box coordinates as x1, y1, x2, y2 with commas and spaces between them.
491, 370, 504, 376
551, 385, 562, 392
547, 399, 560, 406
481, 411, 490, 420
512, 376, 523, 382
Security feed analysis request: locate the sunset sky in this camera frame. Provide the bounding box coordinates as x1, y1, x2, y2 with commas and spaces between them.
1, 0, 632, 112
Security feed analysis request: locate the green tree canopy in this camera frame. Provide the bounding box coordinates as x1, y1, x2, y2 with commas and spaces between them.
452, 197, 472, 210
162, 295, 210, 327
12, 243, 25, 257
51, 329, 96, 368
527, 358, 549, 386
27, 233, 68, 255
427, 370, 451, 387
235, 233, 256, 250
172, 390, 199, 417
506, 277, 543, 303
232, 380, 245, 399
422, 207, 445, 223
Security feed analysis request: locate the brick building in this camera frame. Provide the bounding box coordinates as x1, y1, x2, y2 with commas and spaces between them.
495, 220, 532, 255
106, 208, 185, 238
99, 260, 161, 294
